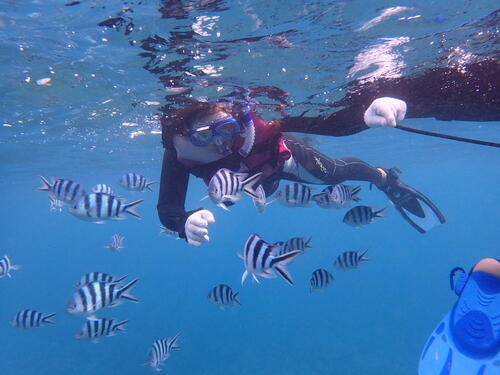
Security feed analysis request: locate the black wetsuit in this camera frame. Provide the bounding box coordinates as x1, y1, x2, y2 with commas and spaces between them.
157, 61, 500, 238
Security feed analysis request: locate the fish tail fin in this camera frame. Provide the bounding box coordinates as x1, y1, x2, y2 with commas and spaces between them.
360, 249, 369, 261
42, 313, 56, 325
118, 278, 139, 302
38, 176, 52, 191
375, 207, 387, 218
146, 181, 157, 191
305, 236, 312, 249
351, 185, 362, 201
10, 264, 21, 271
124, 200, 144, 219
169, 332, 181, 350
233, 292, 241, 306
242, 172, 263, 199
113, 320, 129, 332
115, 275, 128, 284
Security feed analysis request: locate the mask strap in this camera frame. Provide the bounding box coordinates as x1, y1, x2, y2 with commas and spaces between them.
449, 266, 468, 296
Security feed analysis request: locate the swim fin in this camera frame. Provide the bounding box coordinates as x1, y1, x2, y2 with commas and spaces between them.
419, 269, 500, 375
377, 167, 445, 233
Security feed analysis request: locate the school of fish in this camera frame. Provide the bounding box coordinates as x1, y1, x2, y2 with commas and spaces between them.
4, 168, 387, 372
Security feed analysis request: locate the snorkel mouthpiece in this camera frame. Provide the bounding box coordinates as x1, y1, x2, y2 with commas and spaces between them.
214, 136, 232, 156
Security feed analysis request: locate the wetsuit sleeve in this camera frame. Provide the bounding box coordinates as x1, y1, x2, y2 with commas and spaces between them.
278, 106, 368, 136
157, 147, 201, 239
279, 60, 499, 136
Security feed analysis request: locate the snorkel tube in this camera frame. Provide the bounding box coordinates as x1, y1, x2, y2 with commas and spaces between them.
238, 104, 256, 157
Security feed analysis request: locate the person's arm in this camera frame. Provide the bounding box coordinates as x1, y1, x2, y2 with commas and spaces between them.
278, 106, 369, 136
279, 60, 499, 136
157, 147, 201, 239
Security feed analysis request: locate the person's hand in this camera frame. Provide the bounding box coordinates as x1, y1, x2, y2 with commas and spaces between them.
185, 210, 215, 246
364, 97, 407, 128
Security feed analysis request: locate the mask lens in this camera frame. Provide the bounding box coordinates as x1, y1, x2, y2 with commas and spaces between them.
214, 118, 240, 138
189, 127, 212, 146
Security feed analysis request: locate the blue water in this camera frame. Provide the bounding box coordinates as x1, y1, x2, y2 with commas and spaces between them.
0, 1, 499, 374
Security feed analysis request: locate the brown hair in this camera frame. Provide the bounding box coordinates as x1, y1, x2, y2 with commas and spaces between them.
160, 102, 244, 147
161, 102, 242, 134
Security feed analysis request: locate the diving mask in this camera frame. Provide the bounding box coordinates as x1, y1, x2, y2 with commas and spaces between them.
188, 117, 241, 147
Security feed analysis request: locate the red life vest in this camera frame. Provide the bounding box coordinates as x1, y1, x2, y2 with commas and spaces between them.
178, 112, 291, 184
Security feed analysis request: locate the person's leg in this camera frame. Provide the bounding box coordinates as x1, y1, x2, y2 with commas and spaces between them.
281, 135, 384, 185
280, 134, 445, 233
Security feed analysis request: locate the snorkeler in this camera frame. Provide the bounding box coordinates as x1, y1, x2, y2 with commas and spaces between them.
419, 257, 499, 375
157, 97, 445, 246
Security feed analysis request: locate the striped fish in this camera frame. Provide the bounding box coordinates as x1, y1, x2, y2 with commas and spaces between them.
275, 183, 313, 208
310, 269, 335, 292
333, 250, 369, 271
313, 184, 361, 209
207, 168, 262, 210
207, 284, 241, 307
38, 176, 86, 205
119, 173, 156, 192
66, 279, 139, 315
106, 234, 125, 253
11, 310, 55, 329
49, 196, 64, 212
273, 237, 312, 256
92, 183, 114, 195
252, 185, 273, 213
74, 272, 128, 288
0, 255, 20, 279
147, 333, 181, 371
239, 233, 302, 286
343, 205, 386, 227
159, 225, 180, 239
69, 193, 143, 223
76, 317, 128, 341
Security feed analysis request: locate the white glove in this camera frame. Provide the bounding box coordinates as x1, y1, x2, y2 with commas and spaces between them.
185, 209, 215, 247
364, 97, 407, 128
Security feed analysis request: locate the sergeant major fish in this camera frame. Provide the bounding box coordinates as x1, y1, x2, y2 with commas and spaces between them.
147, 333, 181, 371
272, 236, 312, 256
92, 183, 114, 195
207, 168, 262, 210
207, 284, 241, 308
66, 279, 139, 315
0, 255, 20, 279
310, 268, 335, 292
333, 250, 369, 271
343, 205, 386, 227
119, 173, 156, 192
252, 185, 273, 213
69, 193, 143, 223
106, 234, 125, 253
312, 184, 361, 209
239, 233, 302, 285
159, 225, 180, 239
76, 317, 128, 342
275, 183, 313, 208
11, 310, 55, 328
38, 176, 86, 205
49, 196, 64, 212
74, 272, 128, 288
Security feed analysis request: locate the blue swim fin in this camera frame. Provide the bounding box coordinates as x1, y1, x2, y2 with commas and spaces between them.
419, 270, 500, 375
